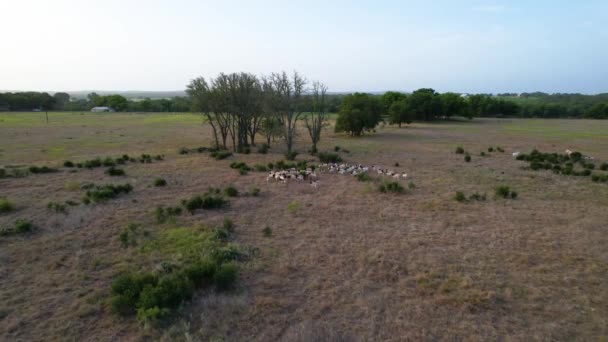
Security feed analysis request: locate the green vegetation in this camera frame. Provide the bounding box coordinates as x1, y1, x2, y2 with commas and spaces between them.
356, 173, 372, 182
155, 206, 183, 224
454, 191, 466, 202
224, 186, 239, 197
106, 167, 125, 176
0, 198, 15, 214
262, 226, 272, 237
210, 150, 232, 160
47, 202, 68, 214
335, 93, 383, 136
1, 219, 35, 237
318, 152, 343, 163
182, 190, 228, 214
455, 146, 465, 154
378, 181, 405, 194
84, 183, 133, 203
464, 154, 471, 162
495, 186, 518, 199
257, 143, 269, 154
28, 165, 58, 174
154, 178, 167, 187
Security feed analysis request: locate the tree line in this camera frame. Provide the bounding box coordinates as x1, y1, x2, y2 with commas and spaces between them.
186, 71, 329, 158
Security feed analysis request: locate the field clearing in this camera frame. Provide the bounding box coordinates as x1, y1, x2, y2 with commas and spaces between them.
1, 113, 608, 341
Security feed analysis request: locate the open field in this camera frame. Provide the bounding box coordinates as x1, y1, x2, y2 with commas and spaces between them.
1, 113, 608, 341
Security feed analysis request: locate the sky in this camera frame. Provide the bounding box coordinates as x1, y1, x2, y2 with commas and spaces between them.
1, 0, 607, 94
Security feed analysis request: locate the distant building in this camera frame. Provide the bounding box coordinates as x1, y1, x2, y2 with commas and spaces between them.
91, 106, 115, 112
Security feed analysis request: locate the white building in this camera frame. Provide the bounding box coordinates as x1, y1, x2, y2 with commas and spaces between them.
91, 106, 115, 112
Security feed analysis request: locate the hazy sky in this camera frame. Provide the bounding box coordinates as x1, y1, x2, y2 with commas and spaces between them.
1, 0, 607, 93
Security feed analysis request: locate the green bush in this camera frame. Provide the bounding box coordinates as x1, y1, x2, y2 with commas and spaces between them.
155, 206, 182, 224
178, 147, 189, 155
287, 201, 300, 213
284, 151, 298, 161
210, 150, 233, 160
454, 191, 466, 202
119, 223, 140, 247
469, 192, 487, 201
183, 193, 228, 214
455, 146, 465, 154
334, 146, 341, 152
488, 147, 494, 152
84, 183, 133, 203
464, 154, 471, 163
263, 226, 272, 237
495, 186, 517, 199
223, 218, 235, 232
254, 164, 268, 172
480, 152, 486, 157
63, 161, 75, 167
250, 187, 261, 197
224, 186, 238, 197
28, 165, 57, 174
154, 178, 167, 187
497, 147, 504, 152
356, 173, 371, 182
1, 219, 36, 237
378, 181, 405, 194
0, 198, 15, 214
106, 167, 125, 176
318, 152, 342, 163
257, 143, 269, 154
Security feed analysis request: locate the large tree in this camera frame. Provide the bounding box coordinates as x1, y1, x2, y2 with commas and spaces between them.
271, 71, 306, 159
408, 88, 441, 121
335, 93, 383, 136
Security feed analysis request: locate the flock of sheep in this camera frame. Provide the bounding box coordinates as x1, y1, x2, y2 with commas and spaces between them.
266, 162, 408, 188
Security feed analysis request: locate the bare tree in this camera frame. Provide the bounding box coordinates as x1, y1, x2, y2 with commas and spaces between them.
272, 71, 306, 159
186, 77, 220, 149
304, 81, 328, 154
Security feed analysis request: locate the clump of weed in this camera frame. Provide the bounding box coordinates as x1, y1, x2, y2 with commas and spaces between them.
249, 187, 261, 197
334, 146, 341, 152
488, 147, 494, 152
182, 192, 228, 214
178, 147, 189, 155
262, 226, 272, 237
28, 165, 57, 174
495, 186, 518, 199
254, 164, 268, 172
408, 181, 416, 189
214, 263, 238, 290
318, 152, 342, 163
287, 201, 300, 213
84, 183, 133, 203
600, 163, 608, 171
497, 147, 505, 153
257, 143, 269, 154
155, 206, 183, 224
464, 154, 471, 163
469, 192, 487, 201
47, 202, 68, 214
154, 178, 167, 187
106, 167, 126, 176
378, 181, 405, 194
454, 191, 466, 202
356, 172, 372, 182
394, 162, 400, 167
591, 174, 608, 183
224, 186, 238, 197
63, 161, 75, 167
210, 150, 232, 160
0, 198, 15, 214
455, 146, 465, 154
284, 151, 298, 161
1, 219, 36, 237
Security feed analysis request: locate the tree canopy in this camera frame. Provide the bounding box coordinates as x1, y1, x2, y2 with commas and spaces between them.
335, 93, 383, 136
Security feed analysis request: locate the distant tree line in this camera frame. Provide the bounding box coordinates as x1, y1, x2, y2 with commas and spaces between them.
1, 89, 607, 120
0, 91, 191, 112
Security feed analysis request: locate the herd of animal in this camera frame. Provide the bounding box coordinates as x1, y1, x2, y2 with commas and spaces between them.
266, 162, 408, 187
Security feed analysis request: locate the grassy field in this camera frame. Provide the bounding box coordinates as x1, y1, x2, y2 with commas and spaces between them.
1, 112, 608, 341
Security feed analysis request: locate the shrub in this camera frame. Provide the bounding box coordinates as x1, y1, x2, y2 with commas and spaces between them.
0, 219, 35, 237
495, 186, 517, 199
110, 272, 158, 316
214, 263, 238, 291
583, 162, 595, 170
454, 191, 466, 202
154, 178, 167, 187
488, 147, 494, 152
455, 146, 465, 154
497, 147, 505, 153
119, 223, 140, 247
83, 158, 102, 169
0, 198, 15, 214
84, 183, 133, 203
464, 154, 471, 163
378, 181, 405, 194
334, 146, 341, 152
480, 152, 486, 157
224, 186, 238, 197
394, 162, 400, 167
47, 202, 67, 214
356, 172, 371, 182
179, 147, 189, 155
318, 152, 342, 163
28, 165, 57, 174
262, 226, 272, 237
250, 187, 261, 197
106, 167, 125, 176
257, 143, 269, 154
469, 192, 486, 201
101, 157, 116, 167
183, 193, 228, 214
210, 150, 232, 160
287, 201, 300, 213
222, 218, 235, 232
408, 181, 416, 189
599, 162, 608, 171
63, 161, 75, 167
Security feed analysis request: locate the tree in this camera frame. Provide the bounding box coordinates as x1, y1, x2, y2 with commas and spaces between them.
259, 116, 283, 146
439, 92, 467, 119
187, 77, 221, 149
381, 91, 407, 113
304, 81, 328, 153
388, 98, 413, 127
53, 92, 70, 110
408, 88, 441, 121
271, 71, 306, 158
335, 93, 382, 136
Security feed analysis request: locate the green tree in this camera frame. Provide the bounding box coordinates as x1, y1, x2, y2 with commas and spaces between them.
439, 92, 467, 119
335, 93, 383, 136
388, 98, 413, 127
408, 88, 441, 121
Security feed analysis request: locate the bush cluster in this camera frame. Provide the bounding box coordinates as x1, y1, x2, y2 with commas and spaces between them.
210, 150, 233, 160
230, 161, 252, 175
318, 152, 343, 163
28, 165, 58, 174
119, 223, 141, 247
455, 146, 465, 154
273, 160, 308, 170
179, 146, 210, 155
0, 198, 15, 214
516, 149, 608, 179
182, 190, 228, 214
154, 178, 167, 187
591, 173, 608, 183
257, 143, 269, 154
84, 183, 133, 203
106, 167, 126, 176
47, 202, 68, 214
464, 154, 471, 162
284, 151, 298, 161
0, 168, 29, 179
454, 191, 486, 202
224, 186, 239, 197
155, 206, 183, 224
356, 172, 372, 182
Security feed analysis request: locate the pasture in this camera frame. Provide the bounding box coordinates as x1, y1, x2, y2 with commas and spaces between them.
1, 112, 608, 341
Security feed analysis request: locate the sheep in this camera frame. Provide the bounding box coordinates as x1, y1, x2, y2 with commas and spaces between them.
512, 152, 520, 158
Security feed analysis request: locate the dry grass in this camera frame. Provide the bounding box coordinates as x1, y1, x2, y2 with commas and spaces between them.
1, 114, 608, 341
